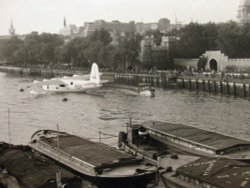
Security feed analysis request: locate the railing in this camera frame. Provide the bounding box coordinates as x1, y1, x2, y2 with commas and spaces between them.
33, 141, 96, 174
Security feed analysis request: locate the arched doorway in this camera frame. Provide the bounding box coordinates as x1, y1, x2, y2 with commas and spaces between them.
209, 59, 218, 71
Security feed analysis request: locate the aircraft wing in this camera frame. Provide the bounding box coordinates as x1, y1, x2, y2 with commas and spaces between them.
33, 79, 66, 86
63, 74, 90, 80
100, 80, 110, 84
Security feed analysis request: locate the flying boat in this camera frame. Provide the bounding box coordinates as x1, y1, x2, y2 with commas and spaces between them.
34, 63, 105, 93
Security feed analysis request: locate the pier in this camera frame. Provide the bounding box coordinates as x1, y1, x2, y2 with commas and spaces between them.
114, 72, 250, 98
114, 73, 177, 89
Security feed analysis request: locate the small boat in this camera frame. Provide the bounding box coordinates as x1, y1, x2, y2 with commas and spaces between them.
29, 130, 157, 188
138, 83, 155, 97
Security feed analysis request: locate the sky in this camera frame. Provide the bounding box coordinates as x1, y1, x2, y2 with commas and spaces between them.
0, 0, 241, 35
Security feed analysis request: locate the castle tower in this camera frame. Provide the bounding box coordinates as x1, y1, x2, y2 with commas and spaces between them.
9, 20, 16, 36
238, 0, 250, 23
64, 17, 67, 27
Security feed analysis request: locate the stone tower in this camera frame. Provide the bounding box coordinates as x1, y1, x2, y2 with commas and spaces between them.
9, 20, 16, 36
238, 0, 250, 23
63, 17, 67, 27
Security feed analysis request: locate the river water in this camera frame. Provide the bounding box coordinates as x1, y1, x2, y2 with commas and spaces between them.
1, 72, 250, 146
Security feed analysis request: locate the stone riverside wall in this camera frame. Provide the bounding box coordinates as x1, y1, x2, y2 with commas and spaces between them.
174, 51, 250, 72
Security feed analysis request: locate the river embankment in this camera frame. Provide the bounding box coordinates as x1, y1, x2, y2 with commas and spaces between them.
0, 65, 115, 81
2, 65, 250, 98
114, 72, 250, 99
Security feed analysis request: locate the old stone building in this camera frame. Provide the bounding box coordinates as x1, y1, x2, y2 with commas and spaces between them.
58, 17, 78, 37
140, 36, 177, 69
174, 51, 250, 72
238, 0, 250, 23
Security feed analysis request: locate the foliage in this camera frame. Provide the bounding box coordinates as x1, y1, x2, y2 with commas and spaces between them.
2, 37, 23, 64
197, 55, 208, 71
217, 22, 250, 58
3, 21, 250, 71
115, 32, 142, 70
174, 22, 218, 58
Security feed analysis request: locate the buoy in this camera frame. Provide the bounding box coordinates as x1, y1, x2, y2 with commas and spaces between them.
19, 88, 24, 92
62, 97, 68, 102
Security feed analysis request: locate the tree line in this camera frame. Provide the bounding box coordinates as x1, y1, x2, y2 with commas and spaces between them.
2, 21, 250, 71
1, 29, 141, 71
173, 21, 250, 59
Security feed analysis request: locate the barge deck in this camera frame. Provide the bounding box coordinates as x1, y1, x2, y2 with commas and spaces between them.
140, 121, 250, 161
29, 130, 157, 188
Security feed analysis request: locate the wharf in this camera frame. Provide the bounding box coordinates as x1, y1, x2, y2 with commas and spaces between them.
114, 72, 250, 98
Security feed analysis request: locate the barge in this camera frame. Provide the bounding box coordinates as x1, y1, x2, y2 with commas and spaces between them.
29, 130, 157, 188
0, 142, 93, 188
119, 121, 250, 162
118, 122, 250, 188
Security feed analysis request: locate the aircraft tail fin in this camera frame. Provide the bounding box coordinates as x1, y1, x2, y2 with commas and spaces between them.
89, 63, 100, 85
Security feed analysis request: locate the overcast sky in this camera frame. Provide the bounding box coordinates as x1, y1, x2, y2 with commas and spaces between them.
0, 0, 240, 35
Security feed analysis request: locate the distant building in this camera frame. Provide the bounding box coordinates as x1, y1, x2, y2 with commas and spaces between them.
136, 18, 171, 34
0, 20, 16, 40
83, 20, 136, 44
158, 18, 171, 33
136, 22, 158, 34
140, 36, 177, 69
238, 0, 250, 23
59, 17, 78, 37
9, 20, 16, 36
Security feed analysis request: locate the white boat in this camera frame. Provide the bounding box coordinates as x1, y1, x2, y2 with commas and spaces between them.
138, 83, 155, 97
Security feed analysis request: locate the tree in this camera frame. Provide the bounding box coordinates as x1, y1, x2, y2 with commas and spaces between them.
2, 36, 23, 64
115, 32, 142, 70
174, 22, 218, 58
89, 29, 112, 45
217, 22, 250, 58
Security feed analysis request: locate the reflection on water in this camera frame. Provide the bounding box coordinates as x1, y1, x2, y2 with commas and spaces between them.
0, 72, 250, 145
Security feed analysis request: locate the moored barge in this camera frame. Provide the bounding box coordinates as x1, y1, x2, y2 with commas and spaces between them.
29, 130, 157, 188
119, 121, 250, 162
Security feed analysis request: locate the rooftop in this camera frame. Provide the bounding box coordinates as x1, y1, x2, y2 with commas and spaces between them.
142, 121, 250, 153
0, 146, 81, 188
41, 135, 136, 167
177, 157, 250, 188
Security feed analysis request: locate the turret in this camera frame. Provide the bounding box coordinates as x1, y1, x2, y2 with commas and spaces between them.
9, 19, 15, 36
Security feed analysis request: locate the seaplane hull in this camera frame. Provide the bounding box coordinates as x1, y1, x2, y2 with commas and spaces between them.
35, 63, 104, 93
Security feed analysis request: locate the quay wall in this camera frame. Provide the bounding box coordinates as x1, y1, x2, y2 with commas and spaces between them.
0, 66, 87, 77
174, 59, 198, 69
114, 73, 250, 99
176, 77, 250, 98
0, 66, 115, 82
174, 51, 250, 72
2, 66, 250, 99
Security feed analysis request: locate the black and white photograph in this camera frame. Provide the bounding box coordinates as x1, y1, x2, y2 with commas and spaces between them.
1, 0, 250, 187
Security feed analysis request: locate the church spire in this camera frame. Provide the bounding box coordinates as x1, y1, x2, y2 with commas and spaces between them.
64, 17, 67, 27
9, 19, 16, 36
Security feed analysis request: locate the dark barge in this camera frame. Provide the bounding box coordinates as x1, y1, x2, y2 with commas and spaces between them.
119, 121, 250, 162
118, 122, 250, 188
0, 142, 93, 188
29, 130, 157, 188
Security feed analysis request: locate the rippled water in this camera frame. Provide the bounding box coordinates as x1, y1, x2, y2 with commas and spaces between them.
1, 72, 250, 146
